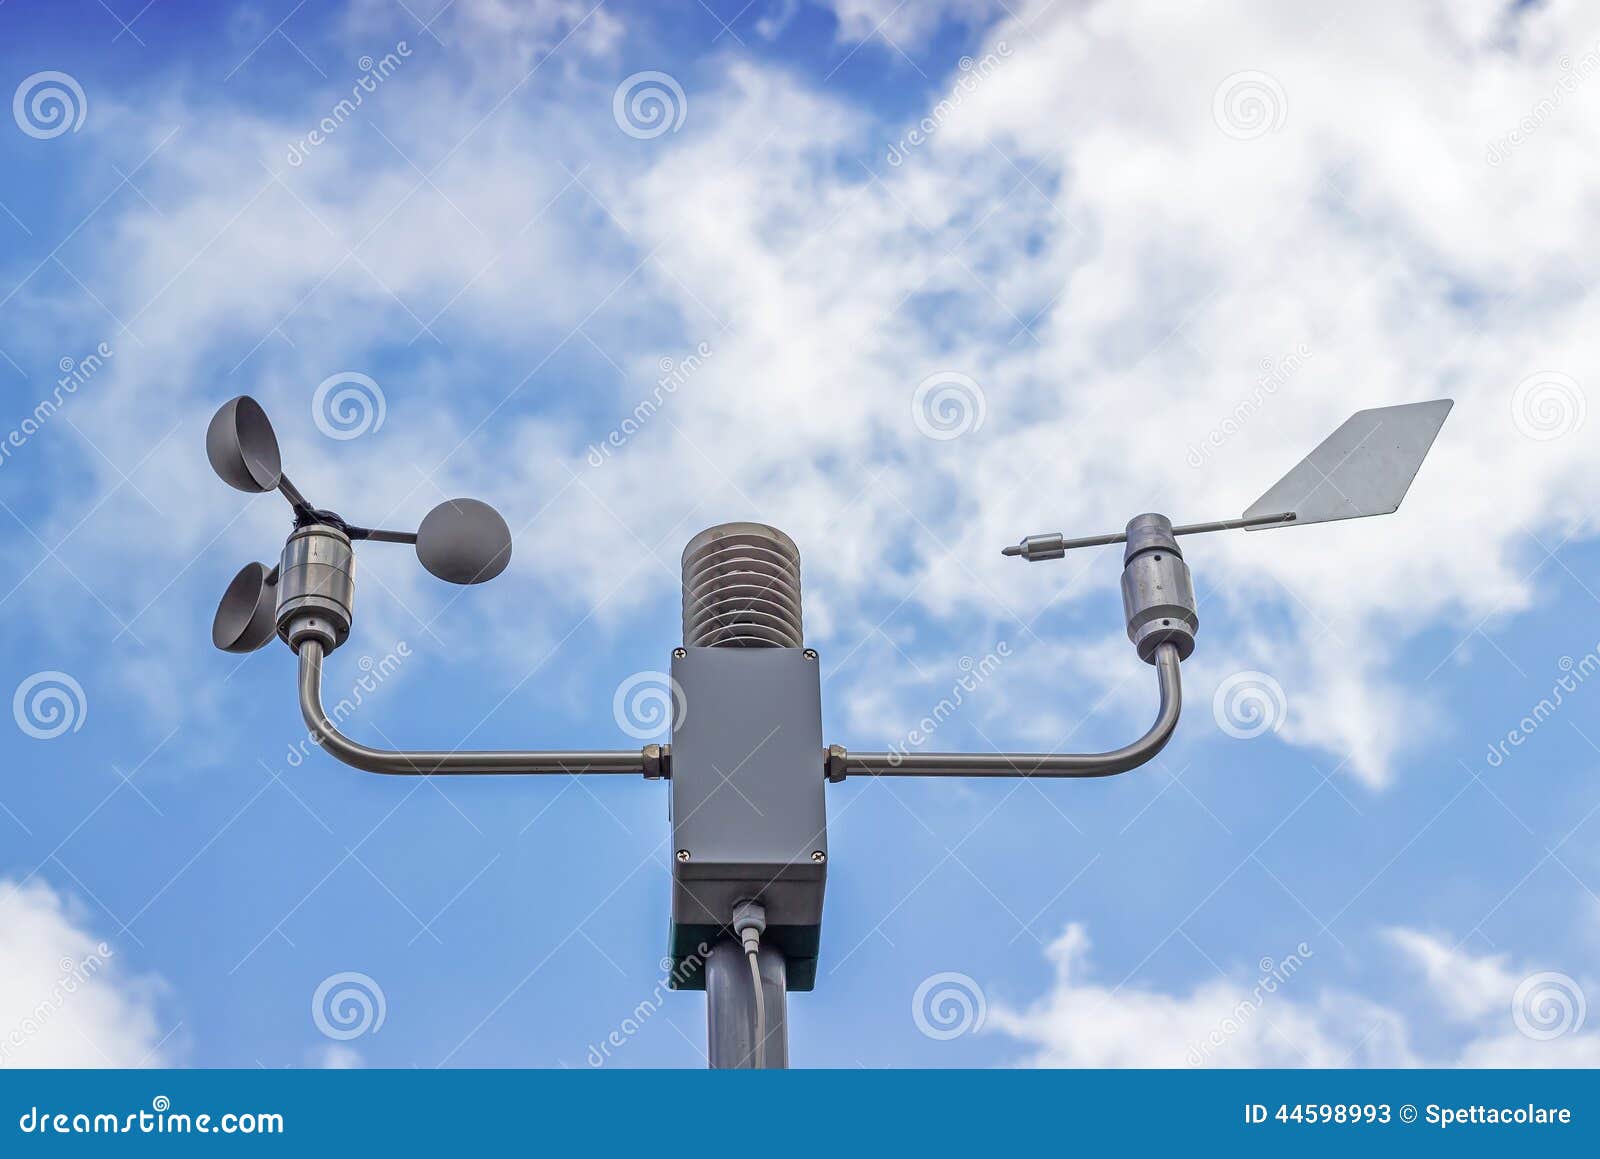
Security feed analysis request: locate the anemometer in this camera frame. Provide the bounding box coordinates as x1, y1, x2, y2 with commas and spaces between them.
207, 393, 1452, 1067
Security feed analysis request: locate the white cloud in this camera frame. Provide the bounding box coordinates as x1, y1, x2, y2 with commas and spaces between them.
819, 0, 1004, 48
988, 923, 1412, 1066
1386, 928, 1600, 1065
9, 0, 1599, 789
0, 878, 171, 1067
1385, 927, 1521, 1022
987, 921, 1600, 1066
346, 0, 625, 78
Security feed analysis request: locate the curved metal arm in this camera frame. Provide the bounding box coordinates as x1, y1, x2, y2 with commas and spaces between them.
837, 643, 1182, 778
296, 639, 646, 776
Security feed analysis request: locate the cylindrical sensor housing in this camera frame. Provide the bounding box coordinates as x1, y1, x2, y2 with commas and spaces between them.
276, 523, 355, 653
1120, 513, 1197, 663
682, 522, 804, 648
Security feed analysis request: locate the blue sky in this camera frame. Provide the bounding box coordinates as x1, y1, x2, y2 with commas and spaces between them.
1, 0, 1598, 1068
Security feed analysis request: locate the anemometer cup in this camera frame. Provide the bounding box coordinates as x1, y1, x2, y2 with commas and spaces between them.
206, 396, 283, 494
213, 562, 279, 653
1120, 514, 1198, 664
275, 523, 355, 654
416, 498, 513, 585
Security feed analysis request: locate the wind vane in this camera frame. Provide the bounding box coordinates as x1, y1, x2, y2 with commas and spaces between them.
1003, 400, 1453, 560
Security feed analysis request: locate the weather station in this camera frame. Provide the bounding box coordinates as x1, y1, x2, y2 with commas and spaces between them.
206, 394, 1452, 1068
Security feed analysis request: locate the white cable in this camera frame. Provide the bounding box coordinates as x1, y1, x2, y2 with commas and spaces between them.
732, 899, 767, 1068
745, 941, 765, 1069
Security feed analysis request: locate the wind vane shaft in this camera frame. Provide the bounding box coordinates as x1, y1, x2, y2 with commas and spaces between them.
1003, 512, 1295, 561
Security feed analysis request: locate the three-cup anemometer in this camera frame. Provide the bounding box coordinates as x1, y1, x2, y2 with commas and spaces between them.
208, 393, 1452, 1067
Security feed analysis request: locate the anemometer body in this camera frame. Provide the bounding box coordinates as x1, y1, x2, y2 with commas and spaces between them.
276, 524, 355, 654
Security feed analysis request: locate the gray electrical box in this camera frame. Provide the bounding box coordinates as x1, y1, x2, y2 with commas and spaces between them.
667, 646, 827, 990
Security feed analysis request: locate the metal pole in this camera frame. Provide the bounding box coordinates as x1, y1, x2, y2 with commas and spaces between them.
706, 940, 788, 1068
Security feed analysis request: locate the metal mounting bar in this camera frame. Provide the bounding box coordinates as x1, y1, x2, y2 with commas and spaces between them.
348, 527, 419, 544
295, 639, 646, 776
276, 473, 317, 520
286, 508, 420, 545
1003, 512, 1295, 561
834, 642, 1182, 779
